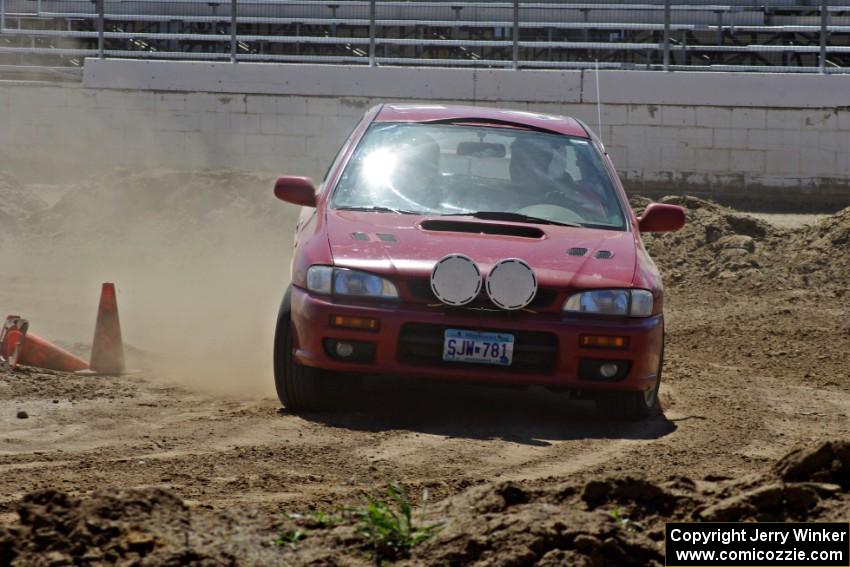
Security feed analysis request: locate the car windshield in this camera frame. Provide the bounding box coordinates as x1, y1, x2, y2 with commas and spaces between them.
331, 122, 626, 230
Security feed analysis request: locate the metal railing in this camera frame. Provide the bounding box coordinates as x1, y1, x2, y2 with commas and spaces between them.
1, 0, 849, 73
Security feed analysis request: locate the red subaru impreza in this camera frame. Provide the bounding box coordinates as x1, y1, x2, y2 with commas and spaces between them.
273, 104, 684, 419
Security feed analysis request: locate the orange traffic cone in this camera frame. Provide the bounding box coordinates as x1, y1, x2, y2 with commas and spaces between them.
1, 315, 90, 372
89, 283, 125, 375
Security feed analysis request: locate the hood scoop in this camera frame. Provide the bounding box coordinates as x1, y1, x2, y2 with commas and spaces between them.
420, 219, 544, 239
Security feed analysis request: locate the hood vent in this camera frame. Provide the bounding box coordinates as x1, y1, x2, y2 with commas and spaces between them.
568, 247, 588, 257
420, 220, 544, 239
595, 250, 614, 259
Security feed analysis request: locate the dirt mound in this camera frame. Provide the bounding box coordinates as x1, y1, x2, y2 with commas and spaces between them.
408, 441, 850, 565
631, 194, 783, 287
787, 206, 850, 286
409, 481, 665, 566
0, 488, 234, 566
775, 440, 850, 489
631, 194, 850, 291
242, 440, 850, 566
0, 171, 47, 222
697, 482, 838, 523
581, 476, 683, 517
27, 168, 290, 247
1, 413, 849, 567
0, 171, 47, 248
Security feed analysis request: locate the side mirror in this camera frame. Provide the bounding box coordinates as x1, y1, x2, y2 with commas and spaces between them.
638, 203, 685, 233
274, 176, 317, 207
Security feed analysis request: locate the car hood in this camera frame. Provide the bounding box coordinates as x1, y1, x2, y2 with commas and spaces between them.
326, 210, 637, 289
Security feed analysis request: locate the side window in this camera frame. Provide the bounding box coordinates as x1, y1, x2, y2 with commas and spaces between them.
320, 121, 360, 190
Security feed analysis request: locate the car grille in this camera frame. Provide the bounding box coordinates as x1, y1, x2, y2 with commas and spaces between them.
406, 279, 557, 310
398, 323, 558, 374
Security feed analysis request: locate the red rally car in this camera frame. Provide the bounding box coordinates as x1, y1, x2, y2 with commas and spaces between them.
272, 104, 685, 420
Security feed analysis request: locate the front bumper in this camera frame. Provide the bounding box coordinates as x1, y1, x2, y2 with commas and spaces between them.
289, 286, 664, 392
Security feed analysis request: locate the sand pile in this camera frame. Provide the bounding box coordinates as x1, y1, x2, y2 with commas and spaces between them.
631, 195, 785, 287
407, 481, 667, 566
0, 171, 47, 248
27, 169, 291, 248
16, 440, 825, 567
419, 440, 849, 565
0, 488, 234, 567
775, 440, 850, 489
406, 441, 849, 565
786, 206, 850, 287
633, 195, 850, 291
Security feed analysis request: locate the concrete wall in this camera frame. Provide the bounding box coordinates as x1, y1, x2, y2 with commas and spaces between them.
1, 59, 849, 208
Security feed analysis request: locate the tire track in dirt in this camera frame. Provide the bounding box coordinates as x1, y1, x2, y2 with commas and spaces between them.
2, 175, 850, 565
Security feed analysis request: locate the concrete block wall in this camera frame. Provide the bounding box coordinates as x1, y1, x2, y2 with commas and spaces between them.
1, 59, 849, 208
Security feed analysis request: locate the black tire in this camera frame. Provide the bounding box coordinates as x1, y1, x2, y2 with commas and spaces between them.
273, 287, 325, 411
596, 343, 664, 421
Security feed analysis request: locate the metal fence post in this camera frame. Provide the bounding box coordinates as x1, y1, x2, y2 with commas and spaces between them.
1, 0, 5, 33
369, 0, 376, 66
97, 0, 105, 59
512, 0, 519, 70
819, 0, 828, 74
230, 0, 237, 63
663, 0, 671, 71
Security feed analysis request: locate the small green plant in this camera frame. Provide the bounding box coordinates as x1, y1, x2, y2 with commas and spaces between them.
609, 506, 631, 530
608, 506, 644, 533
275, 528, 306, 549
353, 484, 442, 563
312, 510, 343, 528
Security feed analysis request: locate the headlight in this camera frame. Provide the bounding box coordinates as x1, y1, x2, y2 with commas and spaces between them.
306, 265, 333, 294
563, 289, 654, 317
306, 266, 399, 299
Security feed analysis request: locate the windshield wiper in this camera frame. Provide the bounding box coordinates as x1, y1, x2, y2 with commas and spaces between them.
441, 211, 581, 228
335, 205, 419, 215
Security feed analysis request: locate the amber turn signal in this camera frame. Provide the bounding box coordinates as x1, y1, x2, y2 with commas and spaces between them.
329, 315, 380, 331
579, 334, 629, 349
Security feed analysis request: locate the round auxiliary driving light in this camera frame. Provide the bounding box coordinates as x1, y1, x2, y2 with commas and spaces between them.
335, 342, 355, 358
599, 363, 619, 379
486, 258, 538, 310
431, 254, 482, 306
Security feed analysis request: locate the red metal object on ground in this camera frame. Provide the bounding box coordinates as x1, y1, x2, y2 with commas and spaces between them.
1, 315, 90, 372
0, 316, 28, 370
89, 283, 126, 375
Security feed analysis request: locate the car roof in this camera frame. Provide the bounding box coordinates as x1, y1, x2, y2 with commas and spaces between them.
374, 104, 590, 138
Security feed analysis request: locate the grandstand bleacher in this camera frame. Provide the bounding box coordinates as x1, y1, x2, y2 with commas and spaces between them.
1, 0, 848, 74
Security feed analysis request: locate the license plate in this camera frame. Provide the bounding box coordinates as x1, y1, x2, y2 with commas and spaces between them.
442, 329, 514, 366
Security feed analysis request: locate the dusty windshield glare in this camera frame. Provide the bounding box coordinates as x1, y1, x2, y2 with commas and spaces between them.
331, 122, 626, 229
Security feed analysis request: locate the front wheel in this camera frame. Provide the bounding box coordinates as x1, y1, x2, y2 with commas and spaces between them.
273, 287, 325, 411
596, 345, 664, 421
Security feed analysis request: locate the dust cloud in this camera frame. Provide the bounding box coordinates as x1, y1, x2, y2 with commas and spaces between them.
0, 168, 299, 398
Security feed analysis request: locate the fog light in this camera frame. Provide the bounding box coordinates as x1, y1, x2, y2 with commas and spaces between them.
335, 342, 355, 358
323, 339, 376, 363
599, 363, 619, 379
579, 359, 630, 382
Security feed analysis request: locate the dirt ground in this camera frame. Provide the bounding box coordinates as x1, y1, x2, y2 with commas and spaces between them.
1, 169, 849, 566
